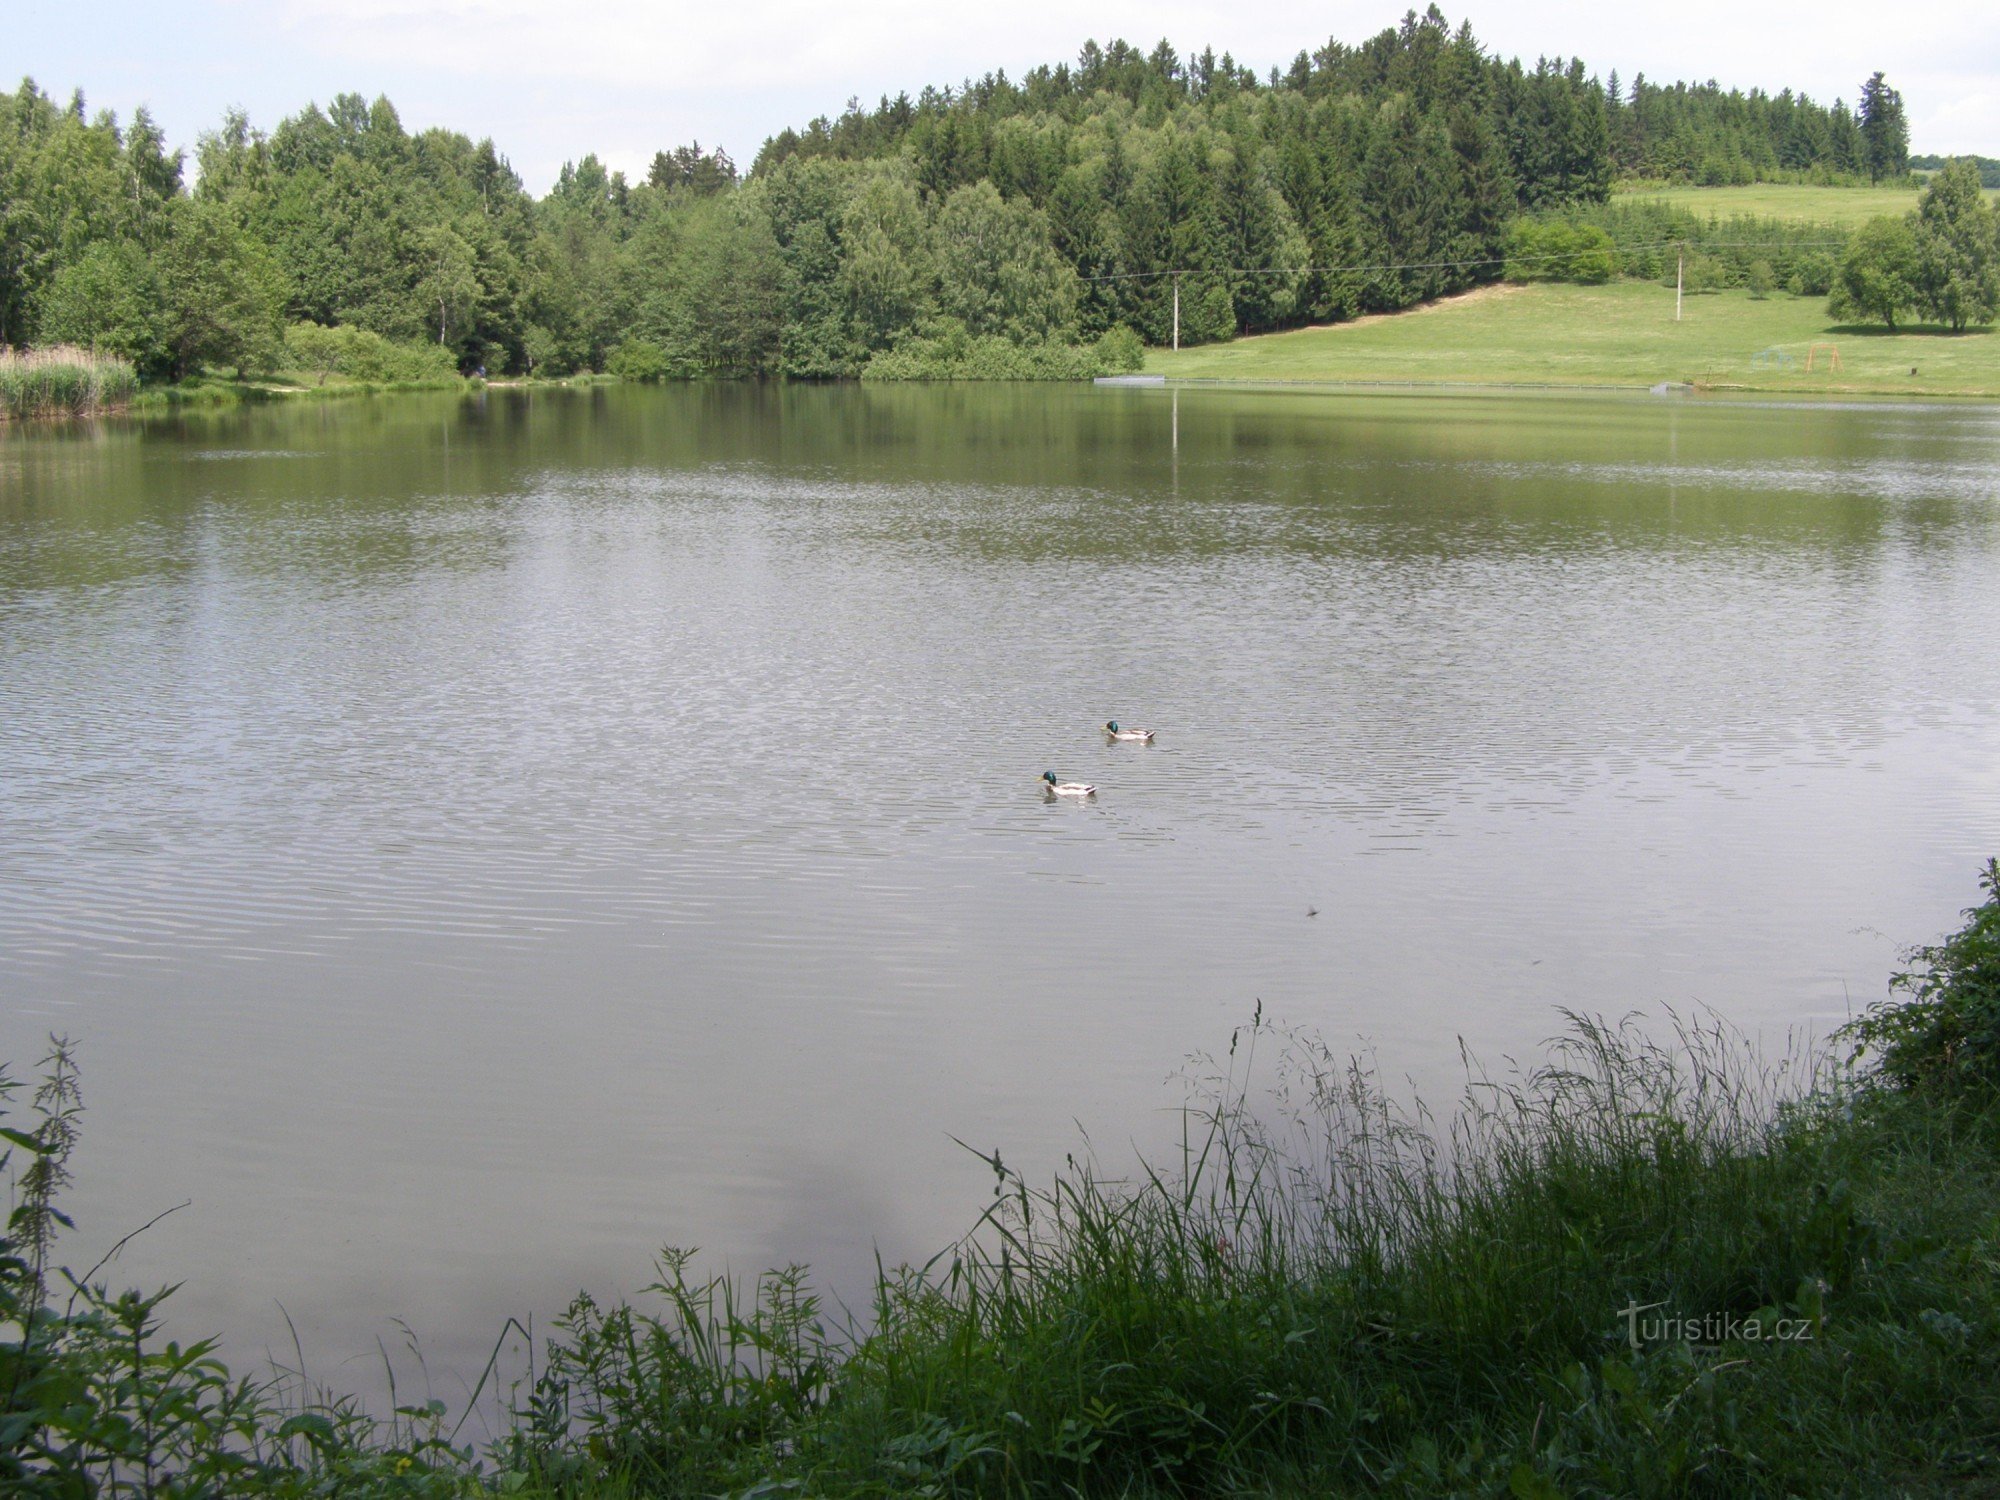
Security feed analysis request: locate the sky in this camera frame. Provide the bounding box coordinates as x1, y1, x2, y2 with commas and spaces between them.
10, 0, 1996, 193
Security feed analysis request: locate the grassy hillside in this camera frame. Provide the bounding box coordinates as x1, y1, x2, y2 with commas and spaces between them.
1144, 281, 2000, 396
1610, 180, 1930, 225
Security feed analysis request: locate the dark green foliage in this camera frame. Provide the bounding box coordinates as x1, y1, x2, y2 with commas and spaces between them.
1912, 152, 2000, 189
2, 24, 1909, 383
1858, 72, 1910, 185
1842, 860, 2000, 1095
860, 320, 1138, 380
153, 200, 287, 377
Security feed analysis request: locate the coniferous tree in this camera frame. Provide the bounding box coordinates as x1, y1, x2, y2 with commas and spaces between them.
1858, 72, 1909, 184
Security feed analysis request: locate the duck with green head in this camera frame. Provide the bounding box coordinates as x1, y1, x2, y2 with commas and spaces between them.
1042, 771, 1096, 796
1104, 720, 1155, 742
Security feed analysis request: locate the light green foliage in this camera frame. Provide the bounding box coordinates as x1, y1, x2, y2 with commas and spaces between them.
605, 339, 670, 382
1094, 323, 1144, 372
1504, 218, 1617, 282
1912, 158, 1999, 330
837, 168, 934, 353
764, 158, 859, 377
414, 222, 479, 350
933, 181, 1077, 342
33, 240, 164, 369
154, 199, 285, 376
281, 321, 458, 385
1827, 216, 1922, 330
860, 318, 1124, 380
1824, 164, 1997, 331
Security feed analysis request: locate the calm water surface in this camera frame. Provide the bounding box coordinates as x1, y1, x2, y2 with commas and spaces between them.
3, 384, 1999, 1386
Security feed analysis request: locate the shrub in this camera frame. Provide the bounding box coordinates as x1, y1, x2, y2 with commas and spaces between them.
1841, 859, 2000, 1096
862, 318, 1139, 380
281, 322, 460, 385
1094, 324, 1145, 373
1504, 220, 1617, 284
606, 339, 673, 382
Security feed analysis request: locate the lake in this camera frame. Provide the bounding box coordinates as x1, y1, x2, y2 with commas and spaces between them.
3, 382, 1998, 1392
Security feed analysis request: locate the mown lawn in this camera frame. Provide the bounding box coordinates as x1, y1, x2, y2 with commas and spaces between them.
1144, 281, 2000, 396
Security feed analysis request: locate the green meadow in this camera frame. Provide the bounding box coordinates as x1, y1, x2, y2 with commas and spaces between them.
1145, 281, 2000, 397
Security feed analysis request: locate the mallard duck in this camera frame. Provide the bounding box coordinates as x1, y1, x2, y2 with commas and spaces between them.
1042, 771, 1097, 796
1104, 721, 1155, 742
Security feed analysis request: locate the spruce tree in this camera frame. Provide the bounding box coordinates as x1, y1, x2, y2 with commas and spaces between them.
1858, 73, 1909, 184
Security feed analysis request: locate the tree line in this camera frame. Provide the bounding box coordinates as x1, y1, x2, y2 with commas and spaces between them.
0, 7, 1926, 381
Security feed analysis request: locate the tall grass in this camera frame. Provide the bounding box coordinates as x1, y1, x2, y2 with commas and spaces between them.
0, 345, 140, 418
9, 870, 2000, 1495
505, 1007, 1985, 1497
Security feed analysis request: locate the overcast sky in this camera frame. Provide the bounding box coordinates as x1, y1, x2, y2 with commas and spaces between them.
11, 0, 1995, 192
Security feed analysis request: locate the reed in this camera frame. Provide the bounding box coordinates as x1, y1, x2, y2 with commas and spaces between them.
0, 345, 140, 418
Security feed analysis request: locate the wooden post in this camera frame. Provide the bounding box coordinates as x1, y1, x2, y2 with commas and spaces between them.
1675, 244, 1683, 323
1172, 273, 1181, 352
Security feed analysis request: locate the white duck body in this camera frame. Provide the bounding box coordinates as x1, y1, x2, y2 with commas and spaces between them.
1041, 772, 1097, 796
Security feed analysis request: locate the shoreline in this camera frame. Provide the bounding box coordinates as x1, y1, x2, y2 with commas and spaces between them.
7, 868, 2000, 1495
1134, 375, 2000, 401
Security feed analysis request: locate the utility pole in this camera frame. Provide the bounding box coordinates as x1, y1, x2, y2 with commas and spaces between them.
1172, 273, 1181, 352
1675, 243, 1683, 323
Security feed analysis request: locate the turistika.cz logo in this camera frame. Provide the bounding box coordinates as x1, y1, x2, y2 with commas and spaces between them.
1618, 1299, 1815, 1352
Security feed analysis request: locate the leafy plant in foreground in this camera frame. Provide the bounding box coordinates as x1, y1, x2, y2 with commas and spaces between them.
1841, 858, 2000, 1096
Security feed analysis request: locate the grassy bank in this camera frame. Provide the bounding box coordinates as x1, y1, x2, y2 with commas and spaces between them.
0, 346, 139, 418
1145, 281, 2000, 396
7, 866, 2000, 1496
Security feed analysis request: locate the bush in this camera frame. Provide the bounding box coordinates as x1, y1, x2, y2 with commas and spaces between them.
862, 318, 1140, 381
1504, 220, 1617, 284
606, 339, 673, 382
1841, 859, 2000, 1096
281, 322, 460, 386
1094, 324, 1145, 373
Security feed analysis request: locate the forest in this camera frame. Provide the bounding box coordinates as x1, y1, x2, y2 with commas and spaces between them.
0, 6, 1917, 383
